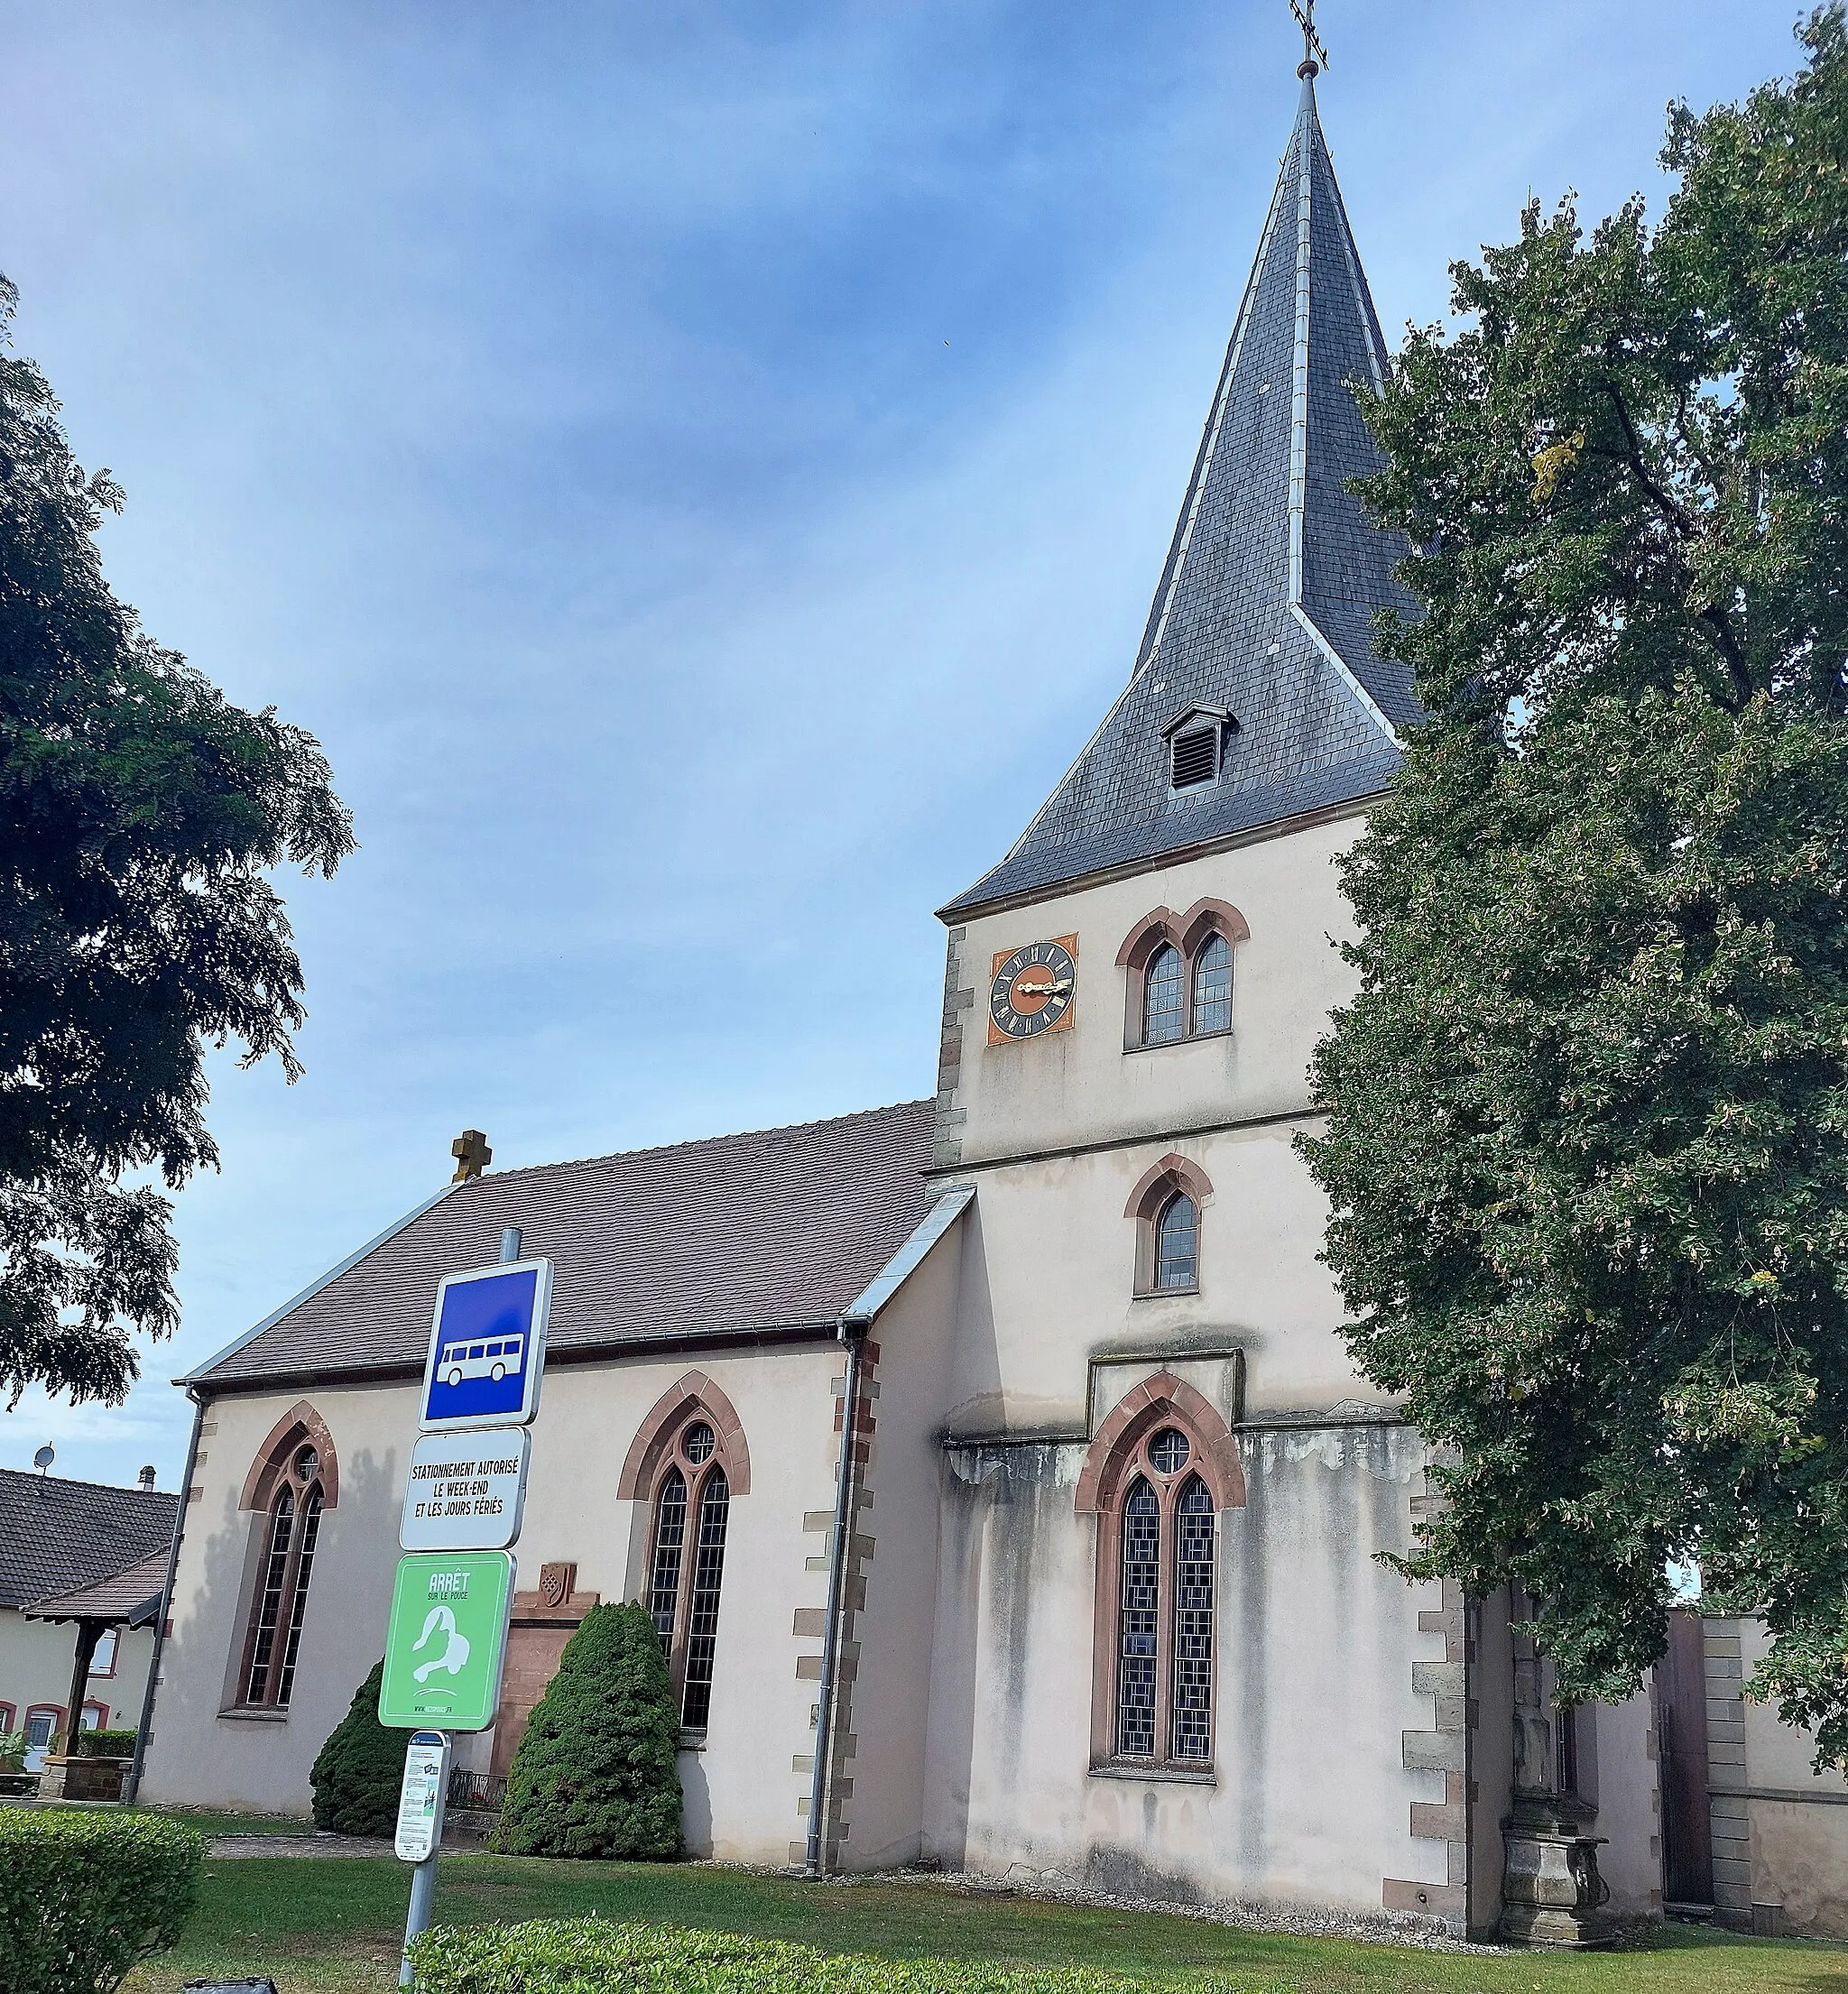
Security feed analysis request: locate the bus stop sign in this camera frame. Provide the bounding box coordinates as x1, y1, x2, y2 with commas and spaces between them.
379, 1551, 515, 1731
419, 1259, 550, 1433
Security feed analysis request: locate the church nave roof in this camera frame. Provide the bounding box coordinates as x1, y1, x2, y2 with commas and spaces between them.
188, 1097, 937, 1390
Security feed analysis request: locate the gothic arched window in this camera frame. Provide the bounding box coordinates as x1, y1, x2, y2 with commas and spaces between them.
1190, 932, 1233, 1035
1143, 945, 1184, 1044
239, 1440, 326, 1710
635, 1402, 743, 1733
1093, 1416, 1224, 1768
1154, 1194, 1198, 1291
1126, 1156, 1211, 1297
1117, 902, 1249, 1048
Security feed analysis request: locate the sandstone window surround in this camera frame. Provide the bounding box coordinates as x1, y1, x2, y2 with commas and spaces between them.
1125, 1153, 1214, 1297
1117, 900, 1250, 1050
617, 1371, 752, 1735
1076, 1372, 1244, 1778
231, 1400, 339, 1715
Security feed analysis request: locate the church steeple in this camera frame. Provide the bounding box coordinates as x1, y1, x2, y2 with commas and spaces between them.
943, 57, 1418, 919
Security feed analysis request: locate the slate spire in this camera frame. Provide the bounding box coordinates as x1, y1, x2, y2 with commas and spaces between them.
944, 68, 1418, 918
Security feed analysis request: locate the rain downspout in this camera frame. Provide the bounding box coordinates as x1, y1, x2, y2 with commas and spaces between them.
125, 1386, 206, 1805
806, 1314, 866, 1879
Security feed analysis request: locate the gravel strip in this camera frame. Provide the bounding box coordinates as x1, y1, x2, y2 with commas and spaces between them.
818, 1865, 1512, 1954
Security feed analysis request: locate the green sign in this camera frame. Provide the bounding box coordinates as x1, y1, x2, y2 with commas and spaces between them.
379, 1552, 515, 1731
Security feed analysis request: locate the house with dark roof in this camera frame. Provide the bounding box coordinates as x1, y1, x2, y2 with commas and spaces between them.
141, 51, 1668, 1943
0, 1466, 176, 1768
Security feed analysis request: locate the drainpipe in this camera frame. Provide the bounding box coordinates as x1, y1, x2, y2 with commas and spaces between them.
806, 1315, 866, 1879
124, 1387, 206, 1805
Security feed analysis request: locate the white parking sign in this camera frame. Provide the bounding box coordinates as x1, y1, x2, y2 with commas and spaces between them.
400, 1428, 531, 1552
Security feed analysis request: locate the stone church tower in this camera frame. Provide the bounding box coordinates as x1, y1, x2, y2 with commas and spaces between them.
910, 59, 1465, 1914
908, 61, 1659, 1934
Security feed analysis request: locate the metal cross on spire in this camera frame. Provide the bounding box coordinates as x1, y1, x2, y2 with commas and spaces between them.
1290, 0, 1329, 78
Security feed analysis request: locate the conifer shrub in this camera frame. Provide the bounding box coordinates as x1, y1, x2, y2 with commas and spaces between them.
0, 1808, 201, 1994
310, 1657, 409, 1835
493, 1602, 681, 1859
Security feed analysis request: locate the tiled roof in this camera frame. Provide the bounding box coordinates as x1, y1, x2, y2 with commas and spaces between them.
0, 1470, 178, 1613
29, 1549, 170, 1627
944, 77, 1418, 919
189, 1099, 938, 1390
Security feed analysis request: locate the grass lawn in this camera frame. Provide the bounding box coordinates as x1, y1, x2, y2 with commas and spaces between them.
122, 1854, 1845, 1994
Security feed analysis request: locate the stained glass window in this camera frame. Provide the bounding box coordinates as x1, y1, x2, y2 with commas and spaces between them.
1116, 1478, 1160, 1756
1191, 933, 1232, 1035
1143, 945, 1184, 1044
649, 1467, 688, 1652
1171, 1477, 1215, 1760
1155, 1194, 1197, 1290
680, 1467, 730, 1730
1149, 1427, 1190, 1475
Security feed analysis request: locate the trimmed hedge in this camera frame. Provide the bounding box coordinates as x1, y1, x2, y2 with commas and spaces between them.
410, 1920, 1220, 1994
494, 1603, 681, 1860
311, 1657, 410, 1835
0, 1808, 202, 1994
76, 1728, 137, 1758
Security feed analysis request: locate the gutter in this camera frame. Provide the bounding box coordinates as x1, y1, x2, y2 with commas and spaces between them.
124, 1387, 206, 1805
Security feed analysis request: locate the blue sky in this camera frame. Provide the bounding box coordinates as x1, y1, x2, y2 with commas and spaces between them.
0, 1, 1797, 1489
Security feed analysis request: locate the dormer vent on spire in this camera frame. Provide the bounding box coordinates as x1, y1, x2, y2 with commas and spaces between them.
942, 67, 1421, 922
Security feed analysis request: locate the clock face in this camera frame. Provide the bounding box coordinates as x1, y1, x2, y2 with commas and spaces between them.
988, 937, 1078, 1044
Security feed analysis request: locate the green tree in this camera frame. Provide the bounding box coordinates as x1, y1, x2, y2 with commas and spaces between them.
310, 1660, 408, 1836
0, 274, 351, 1407
1303, 9, 1848, 1762
494, 1602, 682, 1860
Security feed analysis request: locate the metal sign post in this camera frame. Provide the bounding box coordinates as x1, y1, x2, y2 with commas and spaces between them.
386, 1229, 549, 1990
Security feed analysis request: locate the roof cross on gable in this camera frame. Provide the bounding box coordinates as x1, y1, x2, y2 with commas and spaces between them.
942, 45, 1420, 920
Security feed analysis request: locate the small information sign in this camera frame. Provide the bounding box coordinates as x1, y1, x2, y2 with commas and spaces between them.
379, 1551, 515, 1731
419, 1259, 551, 1434
401, 1428, 530, 1552
394, 1731, 451, 1863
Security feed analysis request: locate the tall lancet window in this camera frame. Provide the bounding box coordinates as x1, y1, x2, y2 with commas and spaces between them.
632, 1399, 746, 1734
1077, 1381, 1239, 1776
239, 1440, 328, 1710
1143, 946, 1185, 1044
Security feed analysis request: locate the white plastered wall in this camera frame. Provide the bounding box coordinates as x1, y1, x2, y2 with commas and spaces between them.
144, 1345, 852, 1860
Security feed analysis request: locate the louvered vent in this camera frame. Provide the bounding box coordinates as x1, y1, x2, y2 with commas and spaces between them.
1169, 725, 1219, 790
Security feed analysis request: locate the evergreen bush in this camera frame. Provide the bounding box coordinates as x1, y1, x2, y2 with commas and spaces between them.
0, 1808, 201, 1994
493, 1602, 681, 1859
310, 1657, 409, 1835
77, 1727, 137, 1758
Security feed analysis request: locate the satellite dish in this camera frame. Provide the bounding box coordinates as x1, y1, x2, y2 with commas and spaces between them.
32, 1445, 54, 1473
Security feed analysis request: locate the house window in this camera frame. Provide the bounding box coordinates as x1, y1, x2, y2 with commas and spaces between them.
645, 1417, 735, 1732
239, 1443, 326, 1711
1103, 1423, 1219, 1768
0, 1703, 14, 1732
89, 1629, 118, 1678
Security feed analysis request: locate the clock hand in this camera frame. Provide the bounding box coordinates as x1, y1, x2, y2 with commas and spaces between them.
1012, 978, 1072, 995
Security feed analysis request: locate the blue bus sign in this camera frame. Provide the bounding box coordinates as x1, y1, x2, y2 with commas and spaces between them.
419, 1259, 550, 1432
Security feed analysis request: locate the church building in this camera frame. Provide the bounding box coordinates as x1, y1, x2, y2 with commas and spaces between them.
144, 59, 1676, 1942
